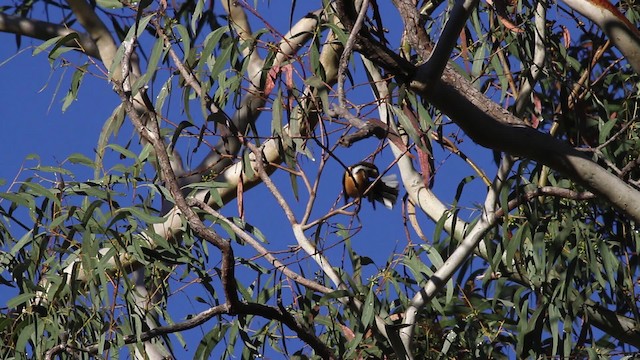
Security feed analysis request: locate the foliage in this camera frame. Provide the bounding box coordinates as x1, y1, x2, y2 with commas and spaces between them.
1, 0, 640, 359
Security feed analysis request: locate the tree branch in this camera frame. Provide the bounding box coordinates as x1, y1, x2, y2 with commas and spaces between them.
399, 155, 514, 359
336, 2, 640, 223
188, 197, 333, 295
67, 0, 120, 78
514, 0, 547, 115
0, 13, 100, 58
237, 302, 336, 359
391, 0, 432, 60
115, 58, 240, 310
561, 0, 640, 74
414, 0, 479, 83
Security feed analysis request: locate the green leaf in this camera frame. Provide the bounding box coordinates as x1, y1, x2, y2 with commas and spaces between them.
133, 14, 154, 39
490, 51, 508, 102
232, 217, 268, 243
421, 244, 444, 268
323, 22, 349, 46
62, 64, 88, 112
131, 36, 167, 95
402, 250, 431, 285
195, 324, 231, 360
48, 33, 80, 62
15, 323, 35, 354
20, 182, 60, 206
309, 37, 321, 76
598, 239, 618, 287
242, 149, 256, 180
599, 118, 617, 145
506, 224, 526, 272
138, 143, 153, 163
170, 120, 195, 150
155, 76, 173, 112
549, 302, 560, 356
95, 104, 126, 178
109, 14, 154, 78
272, 89, 283, 136
344, 328, 364, 359
421, 244, 453, 304
96, 0, 123, 8
0, 193, 35, 215
6, 291, 35, 309
360, 284, 375, 329
191, 0, 206, 34
200, 26, 229, 69
148, 35, 167, 76
209, 41, 233, 77
115, 206, 167, 224
471, 43, 486, 80
320, 289, 351, 304
391, 105, 422, 148
68, 153, 96, 168
31, 165, 72, 175
174, 24, 191, 61
33, 35, 65, 56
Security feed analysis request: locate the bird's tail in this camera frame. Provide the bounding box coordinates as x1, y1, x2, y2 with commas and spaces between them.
371, 174, 399, 209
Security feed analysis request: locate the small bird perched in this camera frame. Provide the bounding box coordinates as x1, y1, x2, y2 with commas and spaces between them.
343, 162, 399, 209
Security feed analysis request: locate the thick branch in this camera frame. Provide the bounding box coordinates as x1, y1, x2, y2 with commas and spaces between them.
192, 9, 324, 178
336, 2, 640, 222
414, 0, 479, 83
416, 68, 640, 222
0, 14, 100, 58
357, 18, 640, 353
391, 0, 432, 60
399, 155, 513, 359
67, 0, 120, 77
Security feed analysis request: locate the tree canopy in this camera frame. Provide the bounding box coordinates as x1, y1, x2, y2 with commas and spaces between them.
1, 0, 640, 358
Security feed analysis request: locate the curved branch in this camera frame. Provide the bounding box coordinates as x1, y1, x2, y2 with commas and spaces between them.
115, 76, 240, 308
337, 0, 369, 107
361, 39, 640, 355
50, 12, 342, 293
237, 302, 337, 359
341, 1, 640, 221
192, 8, 325, 178
360, 56, 470, 246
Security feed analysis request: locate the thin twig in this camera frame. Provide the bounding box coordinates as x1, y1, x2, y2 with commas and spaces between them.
188, 198, 332, 294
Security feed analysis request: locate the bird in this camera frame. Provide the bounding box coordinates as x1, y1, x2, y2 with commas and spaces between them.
343, 162, 399, 209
